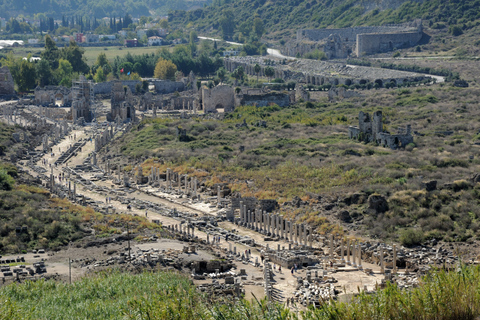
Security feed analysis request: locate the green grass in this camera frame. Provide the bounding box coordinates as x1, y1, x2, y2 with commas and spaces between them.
3, 265, 480, 320
3, 45, 165, 66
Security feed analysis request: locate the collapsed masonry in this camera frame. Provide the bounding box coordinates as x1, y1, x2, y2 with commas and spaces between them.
348, 111, 413, 149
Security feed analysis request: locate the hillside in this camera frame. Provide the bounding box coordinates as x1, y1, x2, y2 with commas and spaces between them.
169, 0, 480, 40
0, 0, 211, 18
111, 76, 480, 246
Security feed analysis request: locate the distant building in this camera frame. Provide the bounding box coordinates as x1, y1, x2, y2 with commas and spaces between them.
148, 36, 162, 46
27, 38, 39, 44
74, 33, 84, 43
124, 39, 138, 47
118, 30, 127, 37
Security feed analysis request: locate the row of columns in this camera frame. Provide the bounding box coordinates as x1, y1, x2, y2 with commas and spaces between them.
332, 236, 398, 274
237, 201, 312, 247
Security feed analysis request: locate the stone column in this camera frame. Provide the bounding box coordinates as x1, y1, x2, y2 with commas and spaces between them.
266, 213, 271, 235
294, 224, 298, 244
217, 185, 221, 204
239, 201, 244, 224
303, 224, 307, 246
309, 228, 313, 247
352, 242, 356, 267
358, 242, 363, 269
178, 174, 181, 192
393, 244, 397, 274
380, 245, 385, 273
194, 178, 197, 197
254, 209, 258, 231
341, 238, 344, 262
280, 217, 284, 239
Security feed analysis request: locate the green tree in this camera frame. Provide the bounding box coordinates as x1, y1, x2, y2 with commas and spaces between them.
264, 66, 275, 81
154, 58, 177, 80
17, 58, 36, 92
216, 67, 226, 84
41, 35, 60, 69
231, 66, 244, 84
219, 10, 235, 40
253, 18, 265, 38
0, 169, 14, 191
254, 63, 261, 83
61, 40, 89, 74
56, 59, 74, 87
159, 19, 168, 29
94, 66, 106, 83
35, 59, 53, 87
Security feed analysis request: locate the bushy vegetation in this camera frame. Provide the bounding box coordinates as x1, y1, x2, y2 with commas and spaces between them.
115, 83, 480, 244
0, 166, 160, 254
3, 265, 480, 319
169, 0, 480, 39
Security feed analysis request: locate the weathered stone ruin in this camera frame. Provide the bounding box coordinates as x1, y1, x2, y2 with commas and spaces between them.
35, 86, 73, 106
202, 85, 291, 113
109, 81, 135, 123
348, 110, 413, 149
71, 76, 94, 123
0, 66, 15, 96
225, 56, 428, 89
202, 85, 235, 112
284, 19, 423, 58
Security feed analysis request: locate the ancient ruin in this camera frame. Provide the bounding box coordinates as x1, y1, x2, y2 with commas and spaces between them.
348, 110, 413, 149
71, 76, 94, 123
224, 56, 429, 88
283, 19, 423, 58
34, 86, 73, 106
0, 66, 15, 96
109, 81, 136, 123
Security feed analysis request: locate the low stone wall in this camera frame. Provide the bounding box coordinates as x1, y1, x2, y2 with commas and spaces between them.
94, 80, 142, 95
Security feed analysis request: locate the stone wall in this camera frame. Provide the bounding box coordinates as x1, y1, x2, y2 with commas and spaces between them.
0, 67, 15, 95
288, 19, 423, 58
94, 80, 142, 95
153, 80, 185, 94
202, 85, 235, 113
34, 86, 73, 105
235, 91, 290, 108
356, 31, 423, 57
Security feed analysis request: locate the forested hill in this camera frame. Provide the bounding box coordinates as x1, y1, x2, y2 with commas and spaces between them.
0, 0, 210, 18
169, 0, 480, 39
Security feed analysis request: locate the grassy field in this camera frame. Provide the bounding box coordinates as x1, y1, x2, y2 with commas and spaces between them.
2, 45, 167, 66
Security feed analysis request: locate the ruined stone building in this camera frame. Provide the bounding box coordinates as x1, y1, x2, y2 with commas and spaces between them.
348, 111, 413, 149
35, 86, 73, 106
202, 85, 235, 112
201, 85, 291, 113
71, 76, 94, 123
109, 81, 135, 123
0, 66, 15, 96
283, 19, 423, 58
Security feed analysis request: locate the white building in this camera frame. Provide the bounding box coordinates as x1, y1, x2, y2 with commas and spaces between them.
148, 36, 163, 46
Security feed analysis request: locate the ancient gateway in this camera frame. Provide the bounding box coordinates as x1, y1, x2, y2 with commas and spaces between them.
348, 111, 413, 149
283, 19, 423, 58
